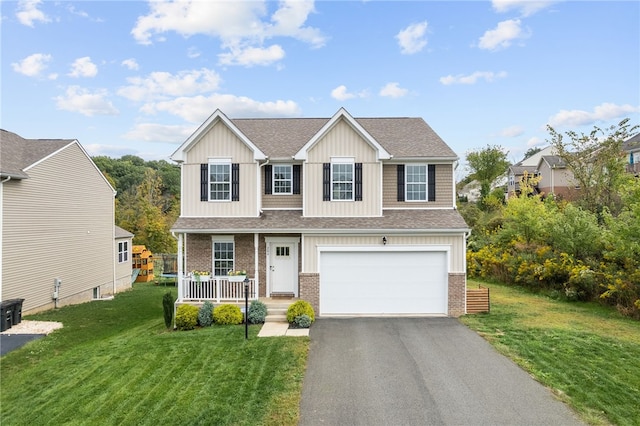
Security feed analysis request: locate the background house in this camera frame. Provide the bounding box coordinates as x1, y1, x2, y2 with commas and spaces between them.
623, 133, 640, 176
506, 146, 556, 198
1, 129, 133, 314
170, 108, 469, 317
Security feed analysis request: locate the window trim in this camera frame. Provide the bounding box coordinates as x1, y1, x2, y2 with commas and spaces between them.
405, 164, 428, 202
272, 164, 293, 195
208, 159, 232, 202
118, 241, 129, 263
331, 157, 355, 201
212, 236, 235, 277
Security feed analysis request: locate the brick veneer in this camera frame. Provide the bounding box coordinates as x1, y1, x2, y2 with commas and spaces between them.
299, 273, 320, 314
448, 272, 466, 317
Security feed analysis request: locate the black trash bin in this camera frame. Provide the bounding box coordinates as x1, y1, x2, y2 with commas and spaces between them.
1, 300, 14, 332
12, 299, 25, 325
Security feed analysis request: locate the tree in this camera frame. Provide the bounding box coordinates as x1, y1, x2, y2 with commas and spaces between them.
547, 118, 638, 217
522, 147, 542, 161
466, 145, 510, 209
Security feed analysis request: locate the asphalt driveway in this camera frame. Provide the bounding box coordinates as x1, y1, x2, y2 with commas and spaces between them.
299, 317, 584, 426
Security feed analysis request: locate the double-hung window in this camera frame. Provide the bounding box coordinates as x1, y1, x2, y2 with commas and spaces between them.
209, 161, 231, 201
212, 237, 234, 276
331, 159, 354, 201
118, 241, 128, 263
406, 164, 427, 201
273, 165, 292, 194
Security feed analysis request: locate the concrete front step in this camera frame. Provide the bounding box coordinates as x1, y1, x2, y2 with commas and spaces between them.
265, 314, 287, 323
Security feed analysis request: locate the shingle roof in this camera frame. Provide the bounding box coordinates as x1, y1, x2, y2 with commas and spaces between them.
230, 116, 457, 160
115, 225, 134, 239
540, 155, 566, 168
1, 129, 74, 179
171, 209, 469, 233
623, 133, 640, 152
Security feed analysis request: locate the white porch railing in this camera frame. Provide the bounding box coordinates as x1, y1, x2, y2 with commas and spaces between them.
178, 276, 258, 302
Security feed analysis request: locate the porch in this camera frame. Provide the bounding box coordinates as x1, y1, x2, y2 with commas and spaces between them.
177, 276, 258, 303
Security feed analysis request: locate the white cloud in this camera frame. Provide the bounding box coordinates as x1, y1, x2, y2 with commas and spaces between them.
500, 125, 524, 138
218, 44, 285, 67
131, 1, 325, 67
122, 123, 193, 143
121, 58, 139, 70
16, 0, 50, 27
187, 47, 201, 59
68, 57, 98, 78
547, 102, 640, 128
141, 94, 301, 122
54, 86, 119, 116
526, 137, 543, 147
478, 19, 528, 51
330, 85, 369, 101
11, 53, 56, 79
439, 71, 507, 85
379, 82, 408, 98
118, 68, 222, 102
492, 0, 555, 17
396, 21, 428, 55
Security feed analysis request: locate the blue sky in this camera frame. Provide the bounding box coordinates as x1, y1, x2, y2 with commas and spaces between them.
2, 0, 639, 178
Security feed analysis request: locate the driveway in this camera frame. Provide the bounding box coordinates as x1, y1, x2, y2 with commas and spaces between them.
299, 318, 584, 426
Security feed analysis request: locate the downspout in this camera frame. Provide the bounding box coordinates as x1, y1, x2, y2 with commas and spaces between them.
0, 177, 11, 291
258, 157, 270, 216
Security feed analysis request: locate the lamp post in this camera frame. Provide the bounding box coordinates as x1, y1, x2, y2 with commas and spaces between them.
244, 277, 249, 340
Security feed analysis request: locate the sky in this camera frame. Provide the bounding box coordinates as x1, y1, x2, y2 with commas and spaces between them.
2, 0, 639, 179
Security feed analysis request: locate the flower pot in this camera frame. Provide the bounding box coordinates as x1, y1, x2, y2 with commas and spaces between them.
228, 275, 247, 282
194, 275, 210, 282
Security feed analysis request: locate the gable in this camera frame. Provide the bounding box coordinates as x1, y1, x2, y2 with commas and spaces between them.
306, 119, 378, 163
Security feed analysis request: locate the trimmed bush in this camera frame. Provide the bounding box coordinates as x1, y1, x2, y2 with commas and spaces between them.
286, 300, 315, 324
247, 300, 268, 324
213, 304, 243, 325
293, 314, 312, 328
162, 292, 173, 329
198, 301, 214, 327
175, 304, 199, 330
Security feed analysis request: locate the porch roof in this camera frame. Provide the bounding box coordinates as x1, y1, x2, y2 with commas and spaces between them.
171, 209, 470, 234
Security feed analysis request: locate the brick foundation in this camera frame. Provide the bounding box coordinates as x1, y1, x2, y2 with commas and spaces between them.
448, 272, 467, 317
299, 273, 320, 315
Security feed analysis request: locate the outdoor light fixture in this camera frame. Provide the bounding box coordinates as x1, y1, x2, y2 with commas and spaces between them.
382, 236, 387, 245
244, 277, 250, 340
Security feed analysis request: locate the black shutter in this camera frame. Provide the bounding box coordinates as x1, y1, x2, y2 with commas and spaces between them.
355, 163, 363, 201
323, 163, 331, 201
428, 164, 436, 202
264, 164, 272, 195
231, 163, 240, 201
397, 164, 405, 202
293, 164, 301, 195
200, 164, 208, 201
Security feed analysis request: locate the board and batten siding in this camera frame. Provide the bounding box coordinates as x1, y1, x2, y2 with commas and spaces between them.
302, 234, 466, 273
181, 121, 258, 217
304, 120, 381, 217
382, 164, 454, 208
2, 143, 115, 313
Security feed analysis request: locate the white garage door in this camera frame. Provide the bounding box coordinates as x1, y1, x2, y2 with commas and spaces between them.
319, 250, 448, 315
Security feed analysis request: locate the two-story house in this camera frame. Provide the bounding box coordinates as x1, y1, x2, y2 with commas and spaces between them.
170, 108, 469, 317
623, 133, 640, 176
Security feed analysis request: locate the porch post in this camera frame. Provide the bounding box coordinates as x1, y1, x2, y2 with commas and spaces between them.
254, 233, 259, 298
177, 233, 184, 301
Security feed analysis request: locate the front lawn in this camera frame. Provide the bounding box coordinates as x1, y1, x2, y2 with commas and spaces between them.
0, 283, 308, 426
460, 280, 640, 426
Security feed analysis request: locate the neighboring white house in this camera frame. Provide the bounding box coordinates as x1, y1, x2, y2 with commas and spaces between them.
170, 108, 470, 317
623, 133, 640, 175
1, 129, 133, 314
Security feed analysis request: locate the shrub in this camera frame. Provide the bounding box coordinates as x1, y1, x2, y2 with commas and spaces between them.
213, 304, 243, 325
198, 301, 214, 327
247, 300, 267, 324
175, 304, 199, 330
162, 292, 173, 329
293, 314, 312, 328
286, 300, 315, 324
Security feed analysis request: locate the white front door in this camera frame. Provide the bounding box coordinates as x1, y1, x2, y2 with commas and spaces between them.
267, 238, 299, 296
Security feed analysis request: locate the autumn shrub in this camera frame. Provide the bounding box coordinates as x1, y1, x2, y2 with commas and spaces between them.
286, 300, 315, 324
175, 304, 199, 330
213, 304, 243, 325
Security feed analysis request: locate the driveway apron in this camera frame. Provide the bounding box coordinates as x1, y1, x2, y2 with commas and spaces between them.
299, 317, 584, 426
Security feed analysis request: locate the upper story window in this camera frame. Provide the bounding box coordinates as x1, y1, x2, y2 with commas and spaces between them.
509, 173, 515, 186
405, 164, 427, 201
201, 160, 239, 202
332, 160, 354, 201
273, 165, 292, 194
118, 241, 128, 263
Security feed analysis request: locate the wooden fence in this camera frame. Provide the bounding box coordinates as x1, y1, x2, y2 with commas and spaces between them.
467, 286, 490, 313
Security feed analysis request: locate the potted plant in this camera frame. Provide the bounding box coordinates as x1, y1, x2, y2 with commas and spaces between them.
227, 270, 247, 282
192, 270, 211, 282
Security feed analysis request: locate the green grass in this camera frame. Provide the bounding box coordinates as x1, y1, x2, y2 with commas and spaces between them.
461, 280, 640, 426
0, 283, 308, 426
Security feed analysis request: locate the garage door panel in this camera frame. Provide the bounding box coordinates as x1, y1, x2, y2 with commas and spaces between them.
320, 251, 447, 315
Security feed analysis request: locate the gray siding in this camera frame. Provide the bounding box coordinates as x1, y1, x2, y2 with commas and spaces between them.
382, 164, 454, 208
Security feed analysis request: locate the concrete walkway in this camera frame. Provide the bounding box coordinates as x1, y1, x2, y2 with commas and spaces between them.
258, 322, 309, 337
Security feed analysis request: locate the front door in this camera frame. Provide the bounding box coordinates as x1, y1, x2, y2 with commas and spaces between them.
268, 238, 298, 296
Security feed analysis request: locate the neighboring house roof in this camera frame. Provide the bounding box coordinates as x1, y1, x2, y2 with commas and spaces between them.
508, 165, 531, 175
623, 133, 640, 152
171, 109, 458, 162
538, 155, 567, 169
0, 129, 74, 179
172, 209, 469, 233
517, 146, 556, 167
115, 225, 134, 239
